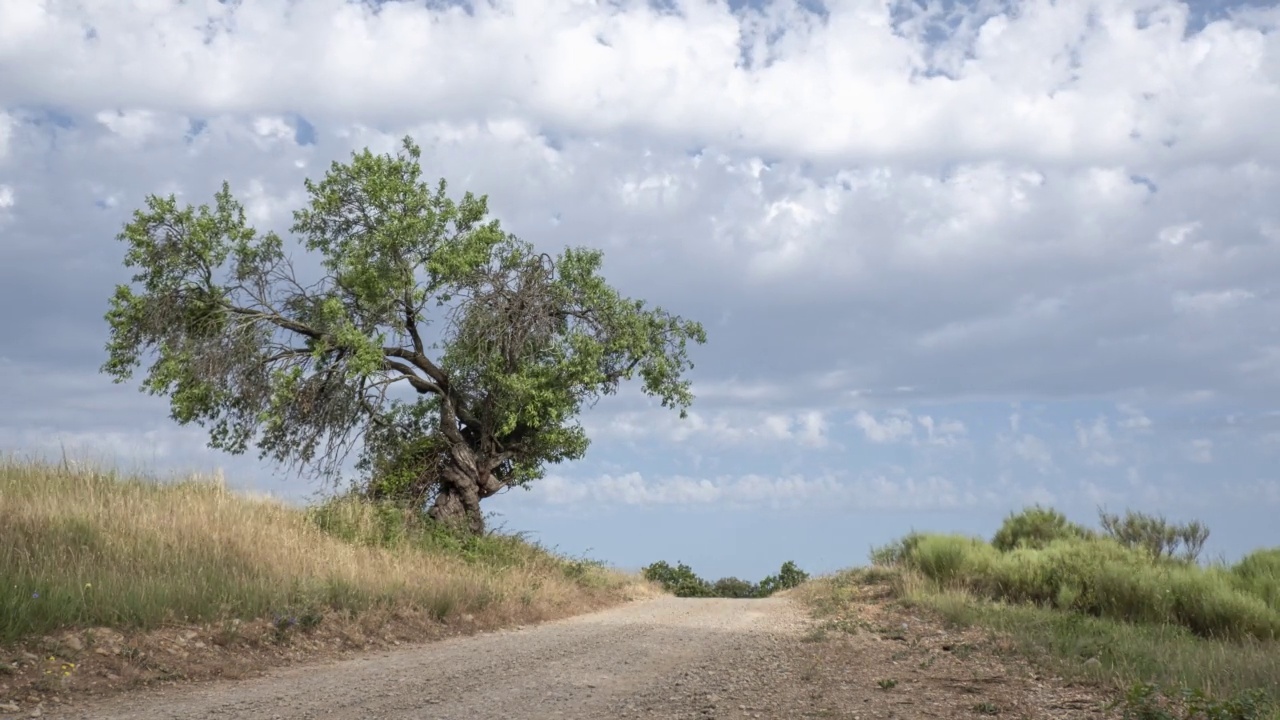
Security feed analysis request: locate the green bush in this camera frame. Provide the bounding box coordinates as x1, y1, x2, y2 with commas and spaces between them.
758, 561, 810, 596
992, 505, 1093, 551
1162, 568, 1280, 641
711, 577, 758, 598
641, 561, 712, 597
870, 531, 924, 566
1231, 548, 1280, 612
887, 524, 1280, 641
909, 534, 993, 585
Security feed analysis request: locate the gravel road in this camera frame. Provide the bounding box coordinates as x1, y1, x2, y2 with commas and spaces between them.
51, 597, 814, 720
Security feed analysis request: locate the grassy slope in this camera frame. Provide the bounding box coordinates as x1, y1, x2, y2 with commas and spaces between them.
799, 532, 1280, 720
1, 456, 649, 651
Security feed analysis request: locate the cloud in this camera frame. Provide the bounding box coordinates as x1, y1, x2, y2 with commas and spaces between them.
852, 410, 916, 444
1173, 288, 1256, 314
1, 0, 1280, 570
1187, 438, 1214, 464
589, 408, 830, 448
997, 410, 1056, 475
529, 470, 1001, 510
1011, 434, 1055, 474
6, 0, 1279, 169
846, 409, 969, 446
1076, 416, 1122, 467
1117, 404, 1153, 431
917, 415, 969, 447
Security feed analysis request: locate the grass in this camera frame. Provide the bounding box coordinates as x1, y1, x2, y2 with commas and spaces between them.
810, 523, 1280, 719
889, 572, 1280, 704
0, 455, 645, 647
877, 532, 1280, 642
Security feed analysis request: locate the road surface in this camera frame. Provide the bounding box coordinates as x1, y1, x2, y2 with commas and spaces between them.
54, 597, 810, 720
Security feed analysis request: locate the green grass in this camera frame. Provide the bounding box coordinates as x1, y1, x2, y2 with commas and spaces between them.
901, 584, 1280, 703
885, 532, 1280, 642
841, 523, 1280, 718
0, 456, 645, 646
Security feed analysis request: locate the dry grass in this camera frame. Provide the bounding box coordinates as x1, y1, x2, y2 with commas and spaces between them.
0, 455, 653, 708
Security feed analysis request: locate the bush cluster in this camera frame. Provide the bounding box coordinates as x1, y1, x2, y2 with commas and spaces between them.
870, 505, 1280, 642
641, 560, 809, 598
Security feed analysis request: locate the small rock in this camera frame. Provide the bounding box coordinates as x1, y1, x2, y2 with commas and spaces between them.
0, 702, 20, 713
61, 635, 84, 652
28, 706, 42, 718
1083, 657, 1101, 669
19, 652, 38, 662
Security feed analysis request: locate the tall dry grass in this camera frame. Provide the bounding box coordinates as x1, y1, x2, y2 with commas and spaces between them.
0, 456, 645, 645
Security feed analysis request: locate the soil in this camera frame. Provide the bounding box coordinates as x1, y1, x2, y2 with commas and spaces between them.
5, 588, 1117, 719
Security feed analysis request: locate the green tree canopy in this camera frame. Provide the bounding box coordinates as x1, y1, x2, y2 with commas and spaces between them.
103, 137, 706, 533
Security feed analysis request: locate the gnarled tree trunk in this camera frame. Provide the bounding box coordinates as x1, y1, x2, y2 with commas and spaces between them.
427, 398, 506, 535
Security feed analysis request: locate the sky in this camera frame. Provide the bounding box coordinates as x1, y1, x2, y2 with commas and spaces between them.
2, 0, 1279, 582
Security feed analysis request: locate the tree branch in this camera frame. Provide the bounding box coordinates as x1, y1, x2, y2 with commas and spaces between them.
383, 359, 444, 395
225, 304, 323, 340
382, 346, 449, 388
404, 290, 425, 356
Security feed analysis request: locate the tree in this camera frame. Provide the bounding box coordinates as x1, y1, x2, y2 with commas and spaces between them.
1097, 507, 1210, 563
103, 137, 706, 534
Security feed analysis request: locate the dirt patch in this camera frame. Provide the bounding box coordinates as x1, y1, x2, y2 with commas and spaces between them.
750, 580, 1120, 720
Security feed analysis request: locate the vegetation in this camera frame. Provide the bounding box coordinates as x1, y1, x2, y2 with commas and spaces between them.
641, 559, 809, 598
102, 137, 705, 534
852, 505, 1280, 717
990, 504, 1093, 551
0, 457, 644, 647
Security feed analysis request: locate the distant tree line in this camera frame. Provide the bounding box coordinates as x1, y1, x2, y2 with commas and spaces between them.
641, 559, 810, 598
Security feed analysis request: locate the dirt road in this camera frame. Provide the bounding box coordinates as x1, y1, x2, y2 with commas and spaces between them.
50, 593, 1110, 720
52, 597, 810, 720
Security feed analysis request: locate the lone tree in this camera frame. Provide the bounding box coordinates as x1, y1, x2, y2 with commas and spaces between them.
103, 138, 706, 533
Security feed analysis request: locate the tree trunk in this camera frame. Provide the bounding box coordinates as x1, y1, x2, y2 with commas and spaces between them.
424, 441, 482, 533
428, 482, 484, 534
429, 399, 506, 535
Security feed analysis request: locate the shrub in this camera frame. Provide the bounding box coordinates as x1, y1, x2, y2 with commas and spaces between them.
1097, 508, 1210, 563
992, 505, 1093, 552
1162, 568, 1280, 640
870, 531, 925, 566
906, 534, 993, 585
1231, 548, 1280, 611
641, 561, 712, 597
643, 560, 811, 598
711, 577, 758, 598
887, 525, 1280, 642
758, 560, 810, 596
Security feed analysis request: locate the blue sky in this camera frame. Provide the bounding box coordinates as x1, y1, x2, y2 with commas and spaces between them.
2, 0, 1279, 582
